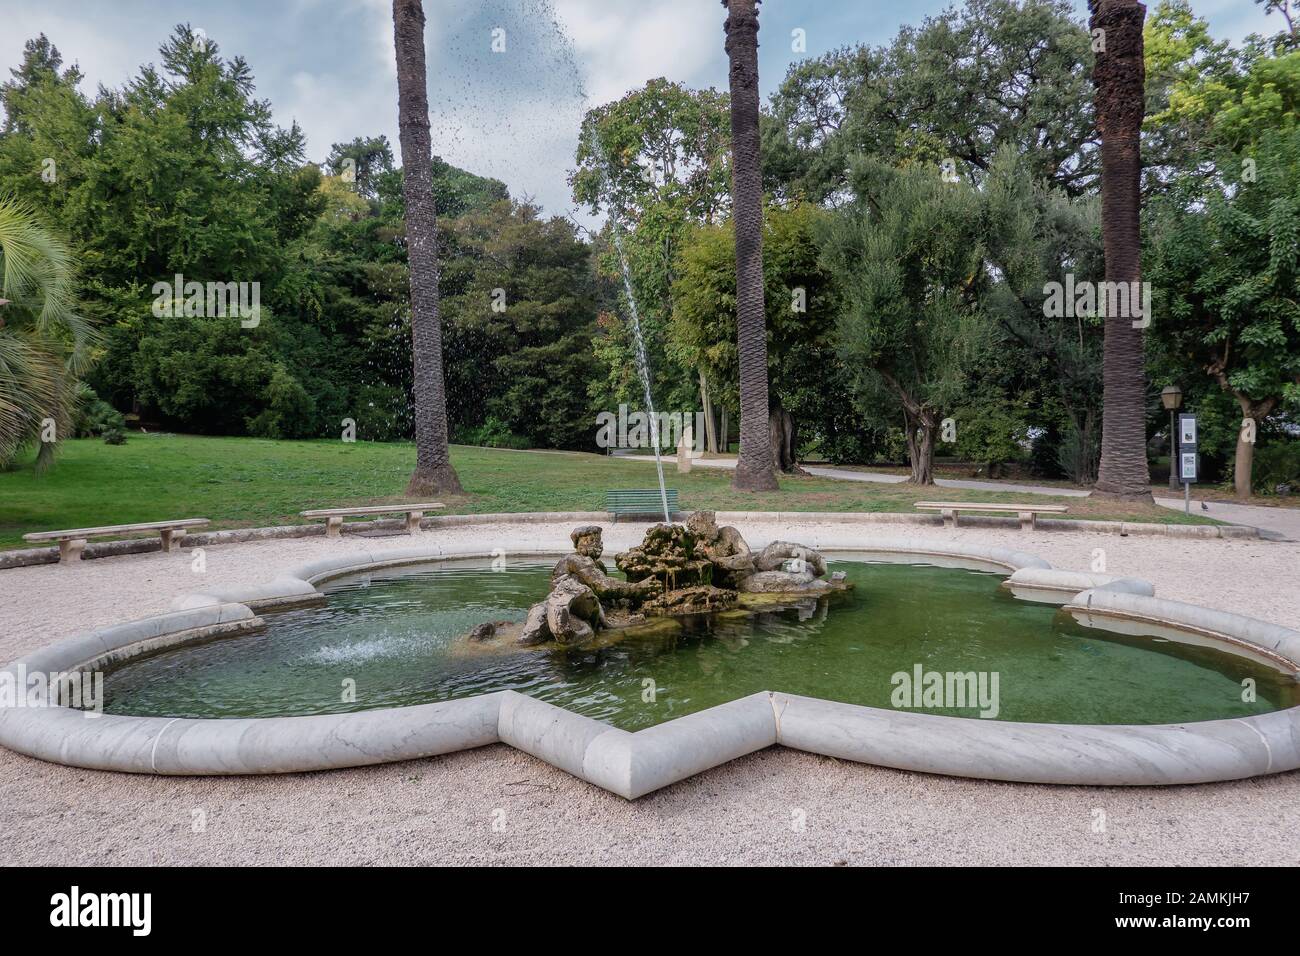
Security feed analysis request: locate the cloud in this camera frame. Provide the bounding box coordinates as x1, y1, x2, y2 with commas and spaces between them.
0, 0, 1285, 225
554, 0, 722, 103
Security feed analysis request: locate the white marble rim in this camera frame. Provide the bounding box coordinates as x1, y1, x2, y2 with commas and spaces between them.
2, 528, 1298, 796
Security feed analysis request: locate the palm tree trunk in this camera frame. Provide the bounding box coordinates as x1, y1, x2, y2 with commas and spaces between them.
393, 0, 463, 496
724, 0, 779, 491
1090, 0, 1151, 501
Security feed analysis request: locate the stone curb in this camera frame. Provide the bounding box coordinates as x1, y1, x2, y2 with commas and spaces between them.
1066, 588, 1300, 670
771, 693, 1300, 786
1001, 568, 1156, 605
0, 508, 1257, 570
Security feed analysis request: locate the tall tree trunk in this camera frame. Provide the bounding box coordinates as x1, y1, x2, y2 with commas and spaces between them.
698, 369, 718, 454
724, 0, 779, 491
393, 0, 462, 496
881, 371, 937, 485
1090, 0, 1151, 501
903, 409, 937, 485
1232, 395, 1278, 498
768, 402, 799, 472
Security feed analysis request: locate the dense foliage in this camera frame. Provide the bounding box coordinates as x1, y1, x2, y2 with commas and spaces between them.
0, 26, 602, 457
1, 1, 1297, 492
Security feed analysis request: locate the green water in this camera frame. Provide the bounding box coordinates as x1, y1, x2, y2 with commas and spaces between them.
101, 559, 1298, 728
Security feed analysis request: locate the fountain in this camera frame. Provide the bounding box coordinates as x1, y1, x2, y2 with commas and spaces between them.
464, 511, 851, 649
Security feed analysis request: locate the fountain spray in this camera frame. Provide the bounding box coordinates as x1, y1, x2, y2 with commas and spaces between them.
604, 192, 672, 525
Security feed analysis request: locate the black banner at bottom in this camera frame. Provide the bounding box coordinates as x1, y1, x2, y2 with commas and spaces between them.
0, 865, 1283, 941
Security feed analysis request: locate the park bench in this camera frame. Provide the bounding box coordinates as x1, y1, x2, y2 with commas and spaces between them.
915, 501, 1068, 531
606, 489, 679, 522
300, 503, 445, 537
24, 518, 210, 564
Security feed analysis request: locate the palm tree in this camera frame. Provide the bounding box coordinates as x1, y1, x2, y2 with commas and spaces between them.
392, 0, 463, 496
1090, 0, 1151, 500
723, 0, 778, 491
0, 197, 95, 470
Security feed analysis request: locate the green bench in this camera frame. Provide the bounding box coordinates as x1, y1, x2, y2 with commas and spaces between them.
607, 489, 679, 522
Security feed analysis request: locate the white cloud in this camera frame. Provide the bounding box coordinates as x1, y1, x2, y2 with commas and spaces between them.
0, 7, 150, 100
555, 0, 722, 103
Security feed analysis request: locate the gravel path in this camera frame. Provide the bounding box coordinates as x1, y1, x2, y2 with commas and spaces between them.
627, 454, 1300, 539
1, 519, 1297, 866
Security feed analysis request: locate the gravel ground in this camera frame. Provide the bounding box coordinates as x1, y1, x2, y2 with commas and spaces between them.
1, 519, 1297, 866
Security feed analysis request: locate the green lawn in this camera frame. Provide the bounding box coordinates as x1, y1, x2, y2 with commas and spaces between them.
0, 433, 1215, 549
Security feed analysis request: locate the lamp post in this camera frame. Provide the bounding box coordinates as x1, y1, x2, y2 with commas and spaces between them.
1161, 385, 1183, 490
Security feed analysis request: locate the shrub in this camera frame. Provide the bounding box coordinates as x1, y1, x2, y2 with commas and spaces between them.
952, 401, 1030, 474
1056, 415, 1100, 486
455, 416, 531, 450
245, 366, 317, 439
74, 386, 127, 438
1252, 441, 1300, 494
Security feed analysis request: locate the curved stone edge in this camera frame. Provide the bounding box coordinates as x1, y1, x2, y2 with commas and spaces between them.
1001, 568, 1156, 605
1066, 588, 1300, 670
5, 536, 1300, 792
0, 693, 504, 775
12, 603, 259, 677
771, 692, 1300, 786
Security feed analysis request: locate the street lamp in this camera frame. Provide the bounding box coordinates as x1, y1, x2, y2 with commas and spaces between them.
1161, 385, 1183, 490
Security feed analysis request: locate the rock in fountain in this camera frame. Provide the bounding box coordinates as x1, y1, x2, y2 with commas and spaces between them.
465, 513, 850, 650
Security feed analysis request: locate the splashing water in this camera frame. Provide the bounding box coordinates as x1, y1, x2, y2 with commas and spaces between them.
605, 182, 672, 524
419, 1, 673, 522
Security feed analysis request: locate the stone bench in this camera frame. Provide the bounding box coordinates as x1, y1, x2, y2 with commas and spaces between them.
24, 518, 210, 564
606, 489, 678, 522
915, 501, 1068, 531
300, 503, 445, 537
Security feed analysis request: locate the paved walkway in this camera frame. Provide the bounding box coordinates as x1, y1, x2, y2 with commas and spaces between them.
627, 454, 1300, 539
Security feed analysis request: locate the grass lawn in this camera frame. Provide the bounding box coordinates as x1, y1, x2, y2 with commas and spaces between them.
0, 433, 1216, 549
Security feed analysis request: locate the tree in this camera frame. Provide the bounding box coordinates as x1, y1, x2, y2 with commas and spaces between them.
325, 136, 394, 200
980, 148, 1107, 484
818, 160, 990, 485
0, 197, 96, 469
392, 0, 462, 496
572, 79, 731, 437
1090, 0, 1152, 500
438, 199, 601, 451
572, 79, 731, 226
1148, 131, 1300, 497
1141, 0, 1236, 191
765, 0, 1099, 203
723, 0, 779, 490
670, 202, 848, 470
0, 35, 95, 235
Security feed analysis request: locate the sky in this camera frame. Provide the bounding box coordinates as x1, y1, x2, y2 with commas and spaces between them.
0, 0, 1281, 225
